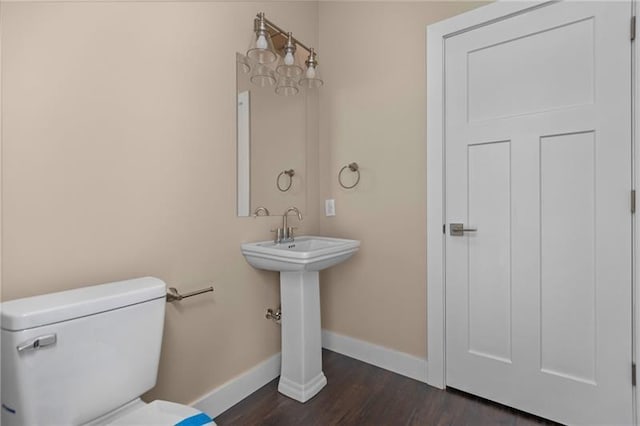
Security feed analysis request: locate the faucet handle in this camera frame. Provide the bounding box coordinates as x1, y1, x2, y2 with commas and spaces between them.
270, 227, 284, 243
287, 226, 298, 241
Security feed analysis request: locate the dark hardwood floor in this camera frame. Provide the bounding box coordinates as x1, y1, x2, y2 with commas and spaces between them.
215, 349, 557, 426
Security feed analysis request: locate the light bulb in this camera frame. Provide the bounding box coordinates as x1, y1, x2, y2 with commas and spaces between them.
284, 52, 295, 66
256, 34, 268, 50
305, 66, 316, 79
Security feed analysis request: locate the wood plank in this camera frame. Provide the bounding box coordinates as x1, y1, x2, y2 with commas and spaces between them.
215, 350, 557, 425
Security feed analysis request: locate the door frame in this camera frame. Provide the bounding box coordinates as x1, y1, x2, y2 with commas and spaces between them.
425, 0, 638, 418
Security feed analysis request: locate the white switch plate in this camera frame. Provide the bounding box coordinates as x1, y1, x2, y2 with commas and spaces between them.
325, 199, 336, 216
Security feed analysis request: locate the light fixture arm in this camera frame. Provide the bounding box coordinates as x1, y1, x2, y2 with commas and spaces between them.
259, 13, 314, 55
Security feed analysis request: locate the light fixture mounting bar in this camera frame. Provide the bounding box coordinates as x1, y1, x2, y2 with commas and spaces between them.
260, 14, 313, 54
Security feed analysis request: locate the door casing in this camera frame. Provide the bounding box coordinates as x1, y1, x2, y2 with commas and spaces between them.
425, 0, 639, 421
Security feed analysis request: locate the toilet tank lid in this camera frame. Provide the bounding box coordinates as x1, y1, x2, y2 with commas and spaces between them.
0, 277, 166, 331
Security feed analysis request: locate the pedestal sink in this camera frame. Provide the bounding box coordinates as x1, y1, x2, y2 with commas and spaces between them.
241, 236, 360, 402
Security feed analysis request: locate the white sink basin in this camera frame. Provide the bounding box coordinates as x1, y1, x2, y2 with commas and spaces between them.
241, 236, 360, 272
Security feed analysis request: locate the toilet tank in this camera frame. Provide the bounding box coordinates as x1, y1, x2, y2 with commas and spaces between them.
0, 277, 167, 426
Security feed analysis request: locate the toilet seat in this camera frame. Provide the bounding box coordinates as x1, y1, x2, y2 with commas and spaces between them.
104, 400, 215, 426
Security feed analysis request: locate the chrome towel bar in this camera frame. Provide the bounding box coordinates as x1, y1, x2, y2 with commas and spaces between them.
166, 286, 214, 302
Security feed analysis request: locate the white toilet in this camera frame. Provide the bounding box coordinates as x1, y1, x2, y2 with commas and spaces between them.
0, 277, 216, 426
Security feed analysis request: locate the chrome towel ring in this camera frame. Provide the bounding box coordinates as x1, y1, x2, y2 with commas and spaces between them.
277, 169, 295, 192
338, 162, 360, 189
252, 206, 270, 217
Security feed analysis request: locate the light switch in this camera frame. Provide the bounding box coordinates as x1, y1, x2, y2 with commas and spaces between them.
325, 199, 336, 216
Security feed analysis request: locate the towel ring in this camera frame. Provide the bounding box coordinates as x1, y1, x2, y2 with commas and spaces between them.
277, 169, 295, 192
252, 206, 270, 217
338, 162, 360, 189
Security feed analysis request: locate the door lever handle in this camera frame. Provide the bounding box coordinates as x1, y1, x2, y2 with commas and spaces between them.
450, 223, 477, 236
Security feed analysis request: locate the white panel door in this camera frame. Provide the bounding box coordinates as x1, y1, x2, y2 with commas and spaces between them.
444, 2, 633, 424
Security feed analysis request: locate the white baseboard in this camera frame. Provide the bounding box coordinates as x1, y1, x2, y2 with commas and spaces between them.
190, 353, 281, 419
190, 332, 427, 419
321, 329, 428, 383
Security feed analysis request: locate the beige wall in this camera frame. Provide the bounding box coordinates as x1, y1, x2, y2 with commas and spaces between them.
1, 0, 487, 408
317, 1, 486, 359
0, 1, 318, 404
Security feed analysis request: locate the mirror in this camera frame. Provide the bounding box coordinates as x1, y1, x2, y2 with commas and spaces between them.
236, 53, 307, 217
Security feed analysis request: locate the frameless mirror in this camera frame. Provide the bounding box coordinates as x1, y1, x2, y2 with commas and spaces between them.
236, 53, 307, 217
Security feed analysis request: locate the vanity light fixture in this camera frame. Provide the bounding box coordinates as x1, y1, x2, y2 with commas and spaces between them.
276, 33, 303, 78
245, 12, 323, 95
250, 63, 277, 87
275, 76, 299, 96
298, 48, 323, 89
247, 12, 278, 65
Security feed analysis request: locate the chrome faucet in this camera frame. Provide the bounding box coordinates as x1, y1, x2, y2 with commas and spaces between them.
272, 206, 303, 243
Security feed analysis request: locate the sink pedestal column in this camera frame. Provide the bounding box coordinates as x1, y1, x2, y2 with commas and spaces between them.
278, 271, 327, 403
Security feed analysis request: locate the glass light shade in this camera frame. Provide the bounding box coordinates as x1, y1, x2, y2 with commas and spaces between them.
276, 56, 303, 78
275, 76, 299, 96
299, 64, 323, 89
236, 53, 251, 74
247, 30, 277, 65
250, 63, 276, 87
276, 33, 303, 78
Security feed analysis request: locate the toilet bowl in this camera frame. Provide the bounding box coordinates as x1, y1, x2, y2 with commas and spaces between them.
84, 399, 213, 426
0, 277, 216, 426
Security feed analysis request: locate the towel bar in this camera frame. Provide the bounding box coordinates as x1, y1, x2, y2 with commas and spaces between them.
166, 286, 214, 302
